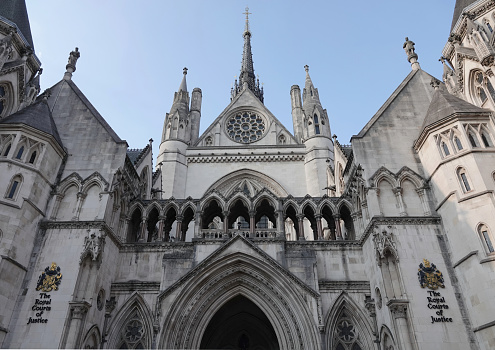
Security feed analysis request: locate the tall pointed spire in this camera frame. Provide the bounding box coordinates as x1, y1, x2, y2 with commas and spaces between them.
0, 0, 34, 49
179, 67, 188, 92
231, 7, 264, 103
302, 65, 320, 103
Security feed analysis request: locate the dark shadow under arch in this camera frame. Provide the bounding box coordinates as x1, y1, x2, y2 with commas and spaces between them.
199, 295, 279, 350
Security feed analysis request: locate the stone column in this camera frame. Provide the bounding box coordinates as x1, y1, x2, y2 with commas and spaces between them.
49, 194, 64, 220
138, 218, 147, 242
64, 301, 90, 348
194, 210, 203, 238
123, 216, 131, 242
175, 215, 183, 241
223, 211, 230, 237
297, 214, 305, 240
249, 210, 256, 237
275, 210, 284, 238
389, 302, 413, 350
365, 296, 380, 350
315, 214, 323, 240
334, 215, 343, 240
110, 205, 119, 229
72, 192, 86, 221
416, 188, 431, 216
157, 215, 165, 241
394, 187, 406, 216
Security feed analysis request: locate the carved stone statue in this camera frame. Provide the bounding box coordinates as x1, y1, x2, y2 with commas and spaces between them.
68, 47, 80, 66
403, 37, 416, 57
0, 35, 13, 71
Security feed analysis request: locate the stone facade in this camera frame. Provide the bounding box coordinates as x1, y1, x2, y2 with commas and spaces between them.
1, 1, 495, 349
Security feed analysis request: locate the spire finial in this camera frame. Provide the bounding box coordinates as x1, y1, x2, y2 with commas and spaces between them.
243, 7, 251, 35
183, 67, 188, 75
178, 67, 188, 92
403, 37, 420, 70
304, 65, 309, 73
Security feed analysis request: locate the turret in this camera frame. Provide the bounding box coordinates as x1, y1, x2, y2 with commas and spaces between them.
290, 84, 304, 143
301, 65, 331, 140
157, 68, 201, 198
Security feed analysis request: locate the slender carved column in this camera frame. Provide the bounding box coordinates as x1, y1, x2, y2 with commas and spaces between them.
194, 210, 203, 238
389, 302, 413, 350
394, 187, 406, 216
334, 215, 343, 240
176, 215, 183, 241
102, 297, 116, 347
296, 214, 305, 240
138, 218, 147, 242
416, 187, 431, 216
249, 210, 256, 237
223, 211, 230, 236
49, 194, 64, 220
64, 301, 90, 348
275, 210, 284, 238
315, 214, 323, 240
365, 296, 380, 350
110, 204, 119, 229
72, 192, 86, 221
157, 215, 165, 241
123, 216, 131, 242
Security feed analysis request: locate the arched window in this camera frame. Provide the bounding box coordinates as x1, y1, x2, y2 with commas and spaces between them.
481, 132, 492, 147
205, 136, 213, 146
472, 71, 495, 106
468, 133, 479, 148
488, 22, 493, 33
441, 142, 450, 156
2, 143, 11, 156
478, 224, 494, 254
15, 146, 24, 159
278, 134, 286, 144
28, 150, 37, 164
457, 168, 472, 192
5, 175, 22, 200
454, 136, 463, 151
314, 114, 320, 135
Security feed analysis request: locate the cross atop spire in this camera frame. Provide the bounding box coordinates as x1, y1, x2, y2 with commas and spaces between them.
243, 7, 251, 35
231, 7, 264, 103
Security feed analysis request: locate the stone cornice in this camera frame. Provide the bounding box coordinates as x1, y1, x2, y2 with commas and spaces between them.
318, 280, 370, 291
110, 281, 160, 293
360, 216, 442, 245
187, 153, 305, 163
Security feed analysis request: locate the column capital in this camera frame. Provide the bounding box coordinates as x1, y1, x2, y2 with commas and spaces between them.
387, 300, 409, 319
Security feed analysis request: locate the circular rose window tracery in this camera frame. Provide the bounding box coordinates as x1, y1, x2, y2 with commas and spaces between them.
226, 112, 266, 143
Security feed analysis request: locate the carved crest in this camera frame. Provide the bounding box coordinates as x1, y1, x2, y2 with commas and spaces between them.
36, 262, 62, 292
372, 227, 397, 264
417, 259, 444, 290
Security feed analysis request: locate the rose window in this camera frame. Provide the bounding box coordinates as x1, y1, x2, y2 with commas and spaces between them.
226, 112, 266, 143
124, 319, 144, 343
337, 320, 356, 342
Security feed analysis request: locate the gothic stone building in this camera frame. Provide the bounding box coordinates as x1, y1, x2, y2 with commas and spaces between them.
1, 0, 495, 349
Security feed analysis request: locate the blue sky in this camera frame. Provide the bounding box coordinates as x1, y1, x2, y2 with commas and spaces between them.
26, 0, 453, 149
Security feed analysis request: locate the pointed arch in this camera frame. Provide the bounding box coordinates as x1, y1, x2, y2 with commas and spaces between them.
106, 292, 154, 349
325, 292, 374, 350
81, 324, 101, 349
157, 250, 321, 349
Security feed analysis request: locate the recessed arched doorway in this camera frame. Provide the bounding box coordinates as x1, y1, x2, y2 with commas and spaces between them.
199, 295, 280, 350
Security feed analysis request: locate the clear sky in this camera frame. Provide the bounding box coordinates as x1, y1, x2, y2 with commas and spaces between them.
25, 0, 453, 151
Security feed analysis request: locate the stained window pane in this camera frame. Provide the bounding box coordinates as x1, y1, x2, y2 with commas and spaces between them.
442, 142, 450, 156
454, 137, 463, 150
469, 134, 478, 147
482, 231, 494, 252
460, 173, 471, 192
7, 181, 19, 199
16, 146, 24, 159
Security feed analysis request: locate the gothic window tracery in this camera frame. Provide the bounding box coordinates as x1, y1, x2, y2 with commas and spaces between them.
205, 136, 213, 146
468, 133, 479, 147
457, 167, 472, 193
0, 84, 12, 118
332, 310, 364, 350
117, 312, 146, 349
454, 136, 463, 151
226, 111, 266, 143
5, 174, 22, 200
441, 142, 450, 156
472, 71, 495, 106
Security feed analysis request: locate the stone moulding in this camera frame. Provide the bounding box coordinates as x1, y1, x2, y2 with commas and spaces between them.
318, 280, 371, 291
110, 281, 160, 293
187, 154, 305, 163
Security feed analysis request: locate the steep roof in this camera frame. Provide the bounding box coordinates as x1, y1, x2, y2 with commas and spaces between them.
420, 88, 490, 132
451, 0, 479, 31
0, 0, 34, 49
0, 98, 63, 147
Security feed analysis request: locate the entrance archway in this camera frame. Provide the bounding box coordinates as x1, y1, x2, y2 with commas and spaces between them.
200, 295, 279, 349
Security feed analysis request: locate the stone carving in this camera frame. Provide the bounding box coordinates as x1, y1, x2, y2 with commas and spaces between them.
80, 230, 105, 264
403, 37, 418, 61
418, 259, 445, 289
0, 34, 13, 71
372, 227, 396, 263
67, 47, 80, 69
36, 262, 63, 292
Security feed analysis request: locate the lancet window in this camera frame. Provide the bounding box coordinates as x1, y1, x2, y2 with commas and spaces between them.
472, 71, 495, 107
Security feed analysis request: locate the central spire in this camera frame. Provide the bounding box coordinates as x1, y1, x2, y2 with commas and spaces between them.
231, 7, 264, 103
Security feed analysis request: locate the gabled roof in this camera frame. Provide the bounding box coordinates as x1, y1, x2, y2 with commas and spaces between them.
0, 0, 34, 49
451, 0, 478, 31
0, 98, 63, 147
421, 87, 489, 133
354, 69, 437, 139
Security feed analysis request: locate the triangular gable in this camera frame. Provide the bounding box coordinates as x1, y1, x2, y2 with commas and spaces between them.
195, 87, 297, 146
354, 69, 438, 138
158, 234, 320, 301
